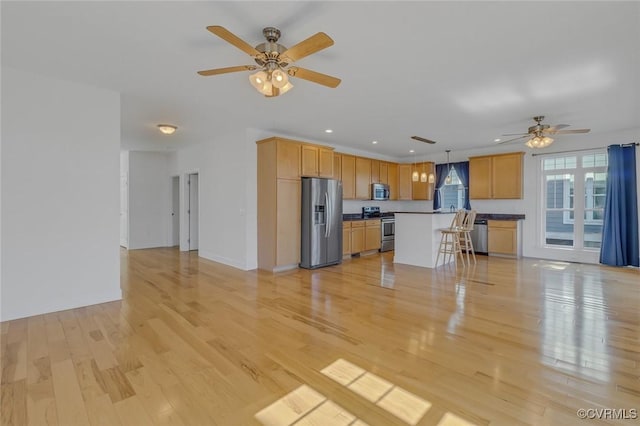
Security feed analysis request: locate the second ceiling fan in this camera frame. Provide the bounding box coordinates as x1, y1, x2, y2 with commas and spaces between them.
499, 116, 590, 148
198, 26, 341, 97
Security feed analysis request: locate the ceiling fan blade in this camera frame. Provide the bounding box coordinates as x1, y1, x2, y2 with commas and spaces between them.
280, 32, 334, 63
498, 135, 529, 144
207, 26, 261, 57
411, 136, 437, 144
502, 132, 530, 136
197, 65, 257, 76
544, 124, 570, 134
287, 67, 341, 88
552, 128, 591, 134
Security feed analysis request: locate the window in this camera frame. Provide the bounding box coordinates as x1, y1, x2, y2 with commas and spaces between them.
541, 151, 607, 250
441, 167, 465, 211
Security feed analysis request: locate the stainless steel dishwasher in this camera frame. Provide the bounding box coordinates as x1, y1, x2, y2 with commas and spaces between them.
470, 219, 488, 254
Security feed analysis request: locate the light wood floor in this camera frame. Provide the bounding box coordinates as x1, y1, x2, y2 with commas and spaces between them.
2, 249, 639, 425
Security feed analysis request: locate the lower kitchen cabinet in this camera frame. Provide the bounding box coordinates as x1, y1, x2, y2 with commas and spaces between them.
488, 220, 521, 257
342, 221, 351, 255
351, 221, 365, 253
364, 220, 381, 251
344, 220, 381, 255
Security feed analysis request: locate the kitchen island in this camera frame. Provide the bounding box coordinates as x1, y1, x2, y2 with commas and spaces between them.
394, 212, 457, 268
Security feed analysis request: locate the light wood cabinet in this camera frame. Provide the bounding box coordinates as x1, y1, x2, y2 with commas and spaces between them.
301, 145, 319, 177
276, 179, 301, 265
276, 139, 301, 179
319, 148, 334, 178
469, 152, 523, 199
492, 153, 523, 199
301, 146, 334, 178
333, 153, 342, 181
387, 163, 398, 200
341, 155, 356, 199
469, 156, 492, 199
257, 137, 304, 271
379, 162, 389, 185
371, 160, 381, 184
342, 221, 352, 256
364, 220, 381, 251
411, 162, 435, 200
351, 221, 365, 253
355, 157, 372, 200
398, 164, 412, 200
488, 220, 518, 256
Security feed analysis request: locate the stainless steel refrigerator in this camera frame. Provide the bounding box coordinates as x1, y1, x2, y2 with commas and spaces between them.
300, 177, 343, 269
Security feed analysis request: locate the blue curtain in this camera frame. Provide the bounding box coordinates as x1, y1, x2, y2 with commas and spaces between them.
600, 144, 639, 267
433, 163, 449, 210
454, 161, 472, 210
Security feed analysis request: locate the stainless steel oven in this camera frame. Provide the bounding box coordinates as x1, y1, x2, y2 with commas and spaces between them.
380, 217, 395, 252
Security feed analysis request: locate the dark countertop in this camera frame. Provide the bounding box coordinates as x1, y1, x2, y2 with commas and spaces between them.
476, 213, 525, 221
343, 212, 525, 221
343, 212, 394, 221
393, 211, 454, 214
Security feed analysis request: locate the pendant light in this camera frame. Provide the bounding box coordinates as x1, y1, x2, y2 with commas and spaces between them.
445, 150, 452, 184
411, 150, 419, 182
420, 162, 428, 182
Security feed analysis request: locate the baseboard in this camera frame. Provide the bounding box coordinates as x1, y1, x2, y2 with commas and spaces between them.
198, 250, 248, 271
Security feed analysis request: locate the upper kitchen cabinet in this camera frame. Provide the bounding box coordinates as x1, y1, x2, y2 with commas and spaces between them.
333, 153, 342, 181
355, 157, 372, 200
272, 138, 301, 179
341, 154, 356, 199
411, 162, 435, 200
301, 145, 334, 178
370, 159, 381, 184
398, 164, 412, 200
469, 152, 524, 199
379, 162, 389, 184
387, 163, 398, 200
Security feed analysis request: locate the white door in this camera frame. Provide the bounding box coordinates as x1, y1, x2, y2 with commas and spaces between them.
120, 173, 128, 247
188, 173, 199, 250
171, 176, 180, 247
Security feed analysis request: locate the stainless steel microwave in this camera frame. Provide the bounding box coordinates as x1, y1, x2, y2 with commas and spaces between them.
371, 183, 390, 201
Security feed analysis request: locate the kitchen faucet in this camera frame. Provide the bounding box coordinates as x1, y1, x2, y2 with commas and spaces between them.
450, 204, 456, 212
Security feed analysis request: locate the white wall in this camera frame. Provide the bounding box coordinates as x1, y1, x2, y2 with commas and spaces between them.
127, 151, 171, 249
169, 128, 257, 270
1, 67, 121, 321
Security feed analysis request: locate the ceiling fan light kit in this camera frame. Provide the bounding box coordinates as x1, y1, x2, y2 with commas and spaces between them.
198, 26, 341, 97
525, 135, 554, 149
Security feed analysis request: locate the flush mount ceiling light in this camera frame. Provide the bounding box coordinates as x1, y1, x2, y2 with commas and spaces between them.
372, 140, 378, 144
197, 26, 341, 97
157, 124, 177, 135
325, 129, 333, 133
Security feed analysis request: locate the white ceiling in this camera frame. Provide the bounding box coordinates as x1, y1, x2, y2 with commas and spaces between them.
3, 1, 639, 159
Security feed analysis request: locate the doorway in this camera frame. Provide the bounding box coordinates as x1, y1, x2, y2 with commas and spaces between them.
188, 173, 199, 251
170, 176, 180, 247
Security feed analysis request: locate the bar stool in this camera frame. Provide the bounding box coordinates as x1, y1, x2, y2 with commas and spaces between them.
435, 210, 466, 267
458, 210, 477, 265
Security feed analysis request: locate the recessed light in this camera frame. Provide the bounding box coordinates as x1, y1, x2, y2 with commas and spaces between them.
372, 140, 378, 144
494, 138, 501, 142
325, 129, 333, 133
409, 149, 415, 153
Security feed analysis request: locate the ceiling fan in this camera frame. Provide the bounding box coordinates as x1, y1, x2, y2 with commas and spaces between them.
411, 136, 437, 144
498, 116, 590, 148
197, 26, 341, 97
